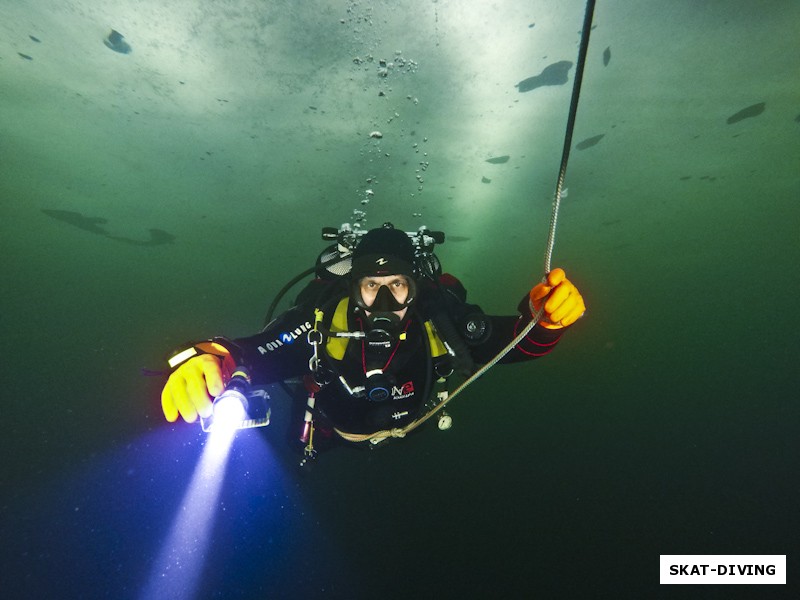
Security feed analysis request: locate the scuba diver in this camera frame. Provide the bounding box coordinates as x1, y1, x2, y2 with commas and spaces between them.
160, 223, 585, 454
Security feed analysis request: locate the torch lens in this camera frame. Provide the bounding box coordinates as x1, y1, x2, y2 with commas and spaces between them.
210, 391, 248, 431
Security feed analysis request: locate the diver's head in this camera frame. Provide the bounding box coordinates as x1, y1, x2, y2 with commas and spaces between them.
350, 224, 417, 336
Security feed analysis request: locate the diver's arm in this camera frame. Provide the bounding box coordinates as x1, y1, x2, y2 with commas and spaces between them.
468, 314, 563, 364
232, 305, 317, 384
469, 268, 585, 365
159, 307, 315, 423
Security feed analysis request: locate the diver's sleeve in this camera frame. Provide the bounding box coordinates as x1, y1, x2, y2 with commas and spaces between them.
231, 305, 316, 384
468, 296, 563, 365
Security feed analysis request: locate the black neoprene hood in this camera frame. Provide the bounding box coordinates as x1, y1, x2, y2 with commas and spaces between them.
350, 226, 416, 280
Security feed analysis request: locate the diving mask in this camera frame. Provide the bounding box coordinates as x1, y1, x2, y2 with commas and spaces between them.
352, 276, 416, 343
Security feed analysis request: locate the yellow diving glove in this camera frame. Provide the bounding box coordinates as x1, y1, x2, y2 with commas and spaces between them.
161, 342, 234, 423
529, 268, 586, 329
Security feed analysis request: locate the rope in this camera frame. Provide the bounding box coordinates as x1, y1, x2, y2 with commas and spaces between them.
336, 0, 597, 446
545, 0, 596, 274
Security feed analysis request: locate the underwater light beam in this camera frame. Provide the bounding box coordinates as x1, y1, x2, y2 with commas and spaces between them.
139, 427, 237, 600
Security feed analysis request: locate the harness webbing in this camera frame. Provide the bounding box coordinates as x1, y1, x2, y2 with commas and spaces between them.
308, 299, 448, 444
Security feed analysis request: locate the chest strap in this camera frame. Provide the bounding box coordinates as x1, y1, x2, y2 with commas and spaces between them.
322, 296, 448, 362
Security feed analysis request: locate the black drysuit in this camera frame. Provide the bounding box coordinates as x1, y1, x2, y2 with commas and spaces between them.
232, 275, 563, 436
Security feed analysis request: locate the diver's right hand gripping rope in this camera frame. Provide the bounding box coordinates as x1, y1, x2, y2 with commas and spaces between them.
335, 0, 597, 446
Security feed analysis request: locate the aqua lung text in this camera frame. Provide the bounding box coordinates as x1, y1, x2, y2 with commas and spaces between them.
258, 322, 313, 354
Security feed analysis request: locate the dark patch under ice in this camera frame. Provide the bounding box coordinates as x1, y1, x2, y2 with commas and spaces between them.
576, 134, 605, 150
42, 209, 109, 234
516, 61, 573, 92
726, 102, 765, 124
42, 209, 174, 246
104, 29, 131, 54
107, 229, 176, 246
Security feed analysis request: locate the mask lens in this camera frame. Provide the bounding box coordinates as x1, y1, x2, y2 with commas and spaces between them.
354, 276, 416, 310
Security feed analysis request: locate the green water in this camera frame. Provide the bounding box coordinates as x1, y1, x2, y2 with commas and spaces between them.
2, 1, 798, 598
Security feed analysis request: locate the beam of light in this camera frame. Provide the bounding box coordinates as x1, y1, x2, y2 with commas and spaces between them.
138, 426, 237, 600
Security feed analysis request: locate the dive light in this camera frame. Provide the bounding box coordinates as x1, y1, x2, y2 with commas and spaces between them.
200, 366, 271, 433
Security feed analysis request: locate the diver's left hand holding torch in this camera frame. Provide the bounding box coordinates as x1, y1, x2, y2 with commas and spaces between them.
528, 268, 586, 329
161, 342, 234, 423
161, 341, 271, 433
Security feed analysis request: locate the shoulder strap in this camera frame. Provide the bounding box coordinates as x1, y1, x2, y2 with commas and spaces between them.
423, 320, 448, 358
325, 297, 351, 360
